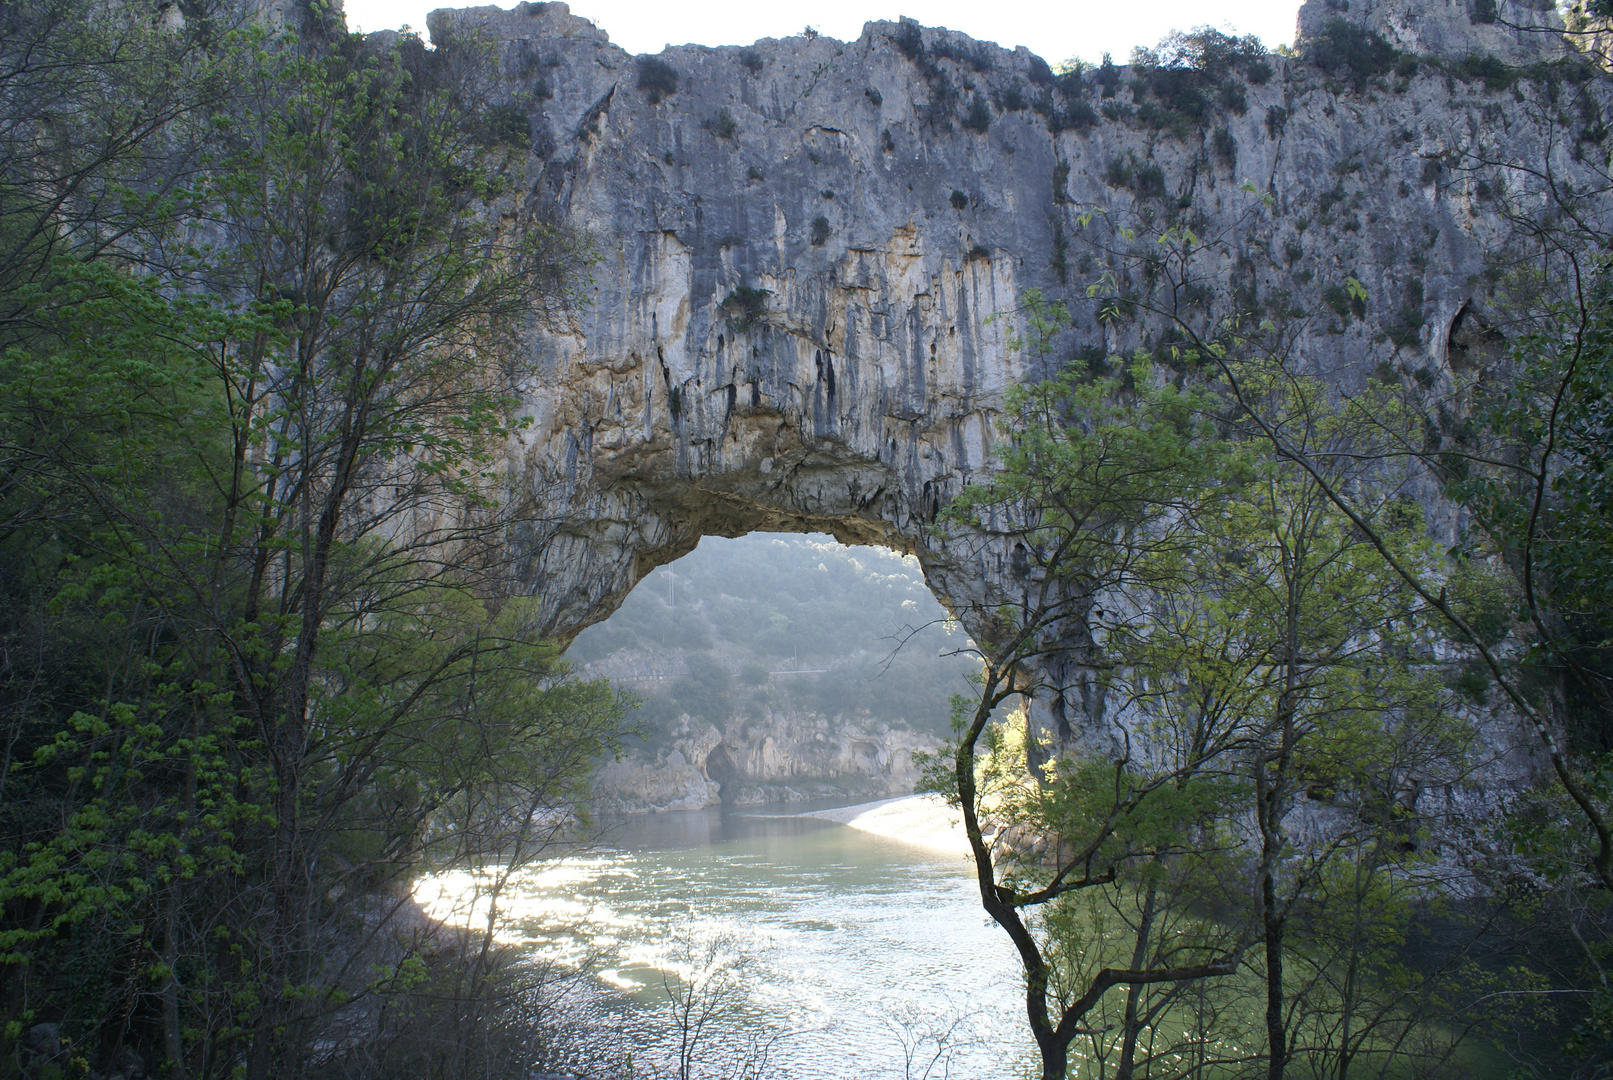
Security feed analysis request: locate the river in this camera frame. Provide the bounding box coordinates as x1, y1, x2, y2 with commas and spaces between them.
416, 800, 1032, 1079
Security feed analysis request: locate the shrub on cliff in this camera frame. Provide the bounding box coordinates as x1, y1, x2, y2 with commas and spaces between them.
721, 285, 770, 330
1127, 28, 1271, 135
638, 55, 679, 102
1306, 17, 1401, 89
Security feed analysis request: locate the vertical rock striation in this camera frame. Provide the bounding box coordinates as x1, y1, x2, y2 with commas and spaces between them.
424, 0, 1610, 752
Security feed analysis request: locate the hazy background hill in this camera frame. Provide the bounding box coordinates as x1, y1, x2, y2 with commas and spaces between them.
567, 534, 979, 808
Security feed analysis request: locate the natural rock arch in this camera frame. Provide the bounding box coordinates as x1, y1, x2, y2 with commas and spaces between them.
432, 0, 1606, 750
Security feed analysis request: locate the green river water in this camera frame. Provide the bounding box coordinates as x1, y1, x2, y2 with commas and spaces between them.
419, 801, 1032, 1078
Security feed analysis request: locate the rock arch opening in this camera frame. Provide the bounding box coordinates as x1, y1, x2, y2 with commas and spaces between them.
569, 532, 977, 814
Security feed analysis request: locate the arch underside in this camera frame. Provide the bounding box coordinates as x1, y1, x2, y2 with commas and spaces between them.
449, 0, 1607, 759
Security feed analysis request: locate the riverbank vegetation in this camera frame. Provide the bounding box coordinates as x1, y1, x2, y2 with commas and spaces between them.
4, 0, 1612, 1076
927, 154, 1613, 1077
0, 3, 626, 1077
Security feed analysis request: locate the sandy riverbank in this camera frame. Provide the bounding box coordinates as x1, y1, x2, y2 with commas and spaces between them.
796, 794, 970, 856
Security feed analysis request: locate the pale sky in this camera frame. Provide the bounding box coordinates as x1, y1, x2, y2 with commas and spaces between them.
341, 0, 1304, 65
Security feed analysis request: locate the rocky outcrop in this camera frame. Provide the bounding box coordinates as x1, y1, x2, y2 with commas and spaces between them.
1296, 0, 1569, 63
592, 710, 937, 814
594, 747, 719, 814
419, 0, 1609, 753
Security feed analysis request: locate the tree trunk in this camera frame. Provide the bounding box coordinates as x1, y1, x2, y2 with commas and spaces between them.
1263, 872, 1286, 1080
254, 397, 364, 1079
1116, 877, 1159, 1080
1338, 945, 1358, 1080
163, 896, 185, 1080
1038, 1033, 1070, 1080
1261, 558, 1302, 1080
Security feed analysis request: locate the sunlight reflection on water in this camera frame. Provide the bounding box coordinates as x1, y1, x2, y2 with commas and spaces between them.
415, 803, 1033, 1079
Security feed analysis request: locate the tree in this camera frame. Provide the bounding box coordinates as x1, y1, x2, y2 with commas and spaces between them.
0, 0, 220, 322
933, 282, 1482, 1079
655, 925, 779, 1080
1062, 155, 1613, 1072
0, 17, 619, 1080
1204, 366, 1463, 1080
930, 313, 1252, 1080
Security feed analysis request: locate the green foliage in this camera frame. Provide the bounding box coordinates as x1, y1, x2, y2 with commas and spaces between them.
1447, 271, 1613, 755
1096, 151, 1170, 204
667, 653, 734, 724
950, 189, 969, 210
1448, 559, 1517, 647
0, 20, 620, 1077
989, 287, 1071, 364
1051, 152, 1613, 1077
1104, 155, 1134, 188
1134, 160, 1166, 198
1096, 53, 1121, 97
810, 215, 832, 246
1388, 276, 1427, 347
1454, 52, 1518, 91
476, 101, 531, 147
1052, 160, 1071, 203
1306, 18, 1402, 90
1323, 276, 1369, 321
1051, 220, 1070, 284
938, 272, 1476, 1078
0, 0, 208, 311
1128, 28, 1270, 136
963, 95, 992, 132
1213, 124, 1237, 165
891, 18, 924, 62
1052, 60, 1086, 98
1042, 95, 1099, 133
1135, 27, 1271, 80
719, 286, 770, 331
637, 55, 679, 102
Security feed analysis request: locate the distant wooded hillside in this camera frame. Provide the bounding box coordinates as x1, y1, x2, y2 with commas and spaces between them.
567, 533, 977, 737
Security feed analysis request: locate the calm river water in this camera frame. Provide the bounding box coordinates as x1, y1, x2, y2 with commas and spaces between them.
417, 802, 1032, 1079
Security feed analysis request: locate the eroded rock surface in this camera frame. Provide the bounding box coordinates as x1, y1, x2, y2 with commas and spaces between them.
592, 710, 936, 814
424, 0, 1609, 754
1297, 0, 1569, 63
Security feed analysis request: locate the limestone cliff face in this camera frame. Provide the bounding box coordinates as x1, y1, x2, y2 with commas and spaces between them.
1297, 0, 1570, 63
423, 0, 1608, 751
592, 711, 937, 814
